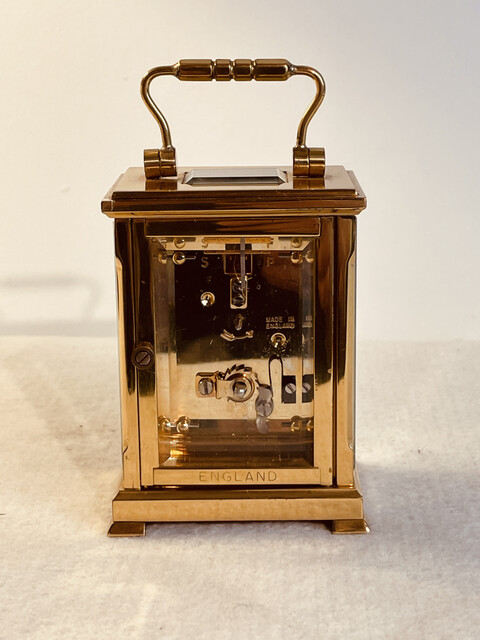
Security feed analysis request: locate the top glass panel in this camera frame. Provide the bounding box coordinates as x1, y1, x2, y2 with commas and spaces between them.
183, 167, 287, 186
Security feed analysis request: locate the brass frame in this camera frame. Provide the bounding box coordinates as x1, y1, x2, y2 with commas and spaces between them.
108, 199, 366, 534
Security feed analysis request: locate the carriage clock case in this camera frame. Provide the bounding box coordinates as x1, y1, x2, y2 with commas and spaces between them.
101, 59, 368, 536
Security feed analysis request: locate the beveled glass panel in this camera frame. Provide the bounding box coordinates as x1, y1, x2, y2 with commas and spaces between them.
152, 236, 317, 469
183, 167, 287, 186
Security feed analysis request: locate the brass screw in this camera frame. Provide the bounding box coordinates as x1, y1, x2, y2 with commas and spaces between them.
174, 238, 186, 248
290, 416, 303, 432
173, 251, 186, 265
176, 416, 190, 433
291, 237, 302, 248
132, 345, 154, 370
290, 251, 303, 264
200, 291, 215, 307
198, 378, 214, 395
271, 332, 286, 349
135, 351, 151, 367
158, 416, 171, 432
231, 379, 249, 401
284, 382, 296, 395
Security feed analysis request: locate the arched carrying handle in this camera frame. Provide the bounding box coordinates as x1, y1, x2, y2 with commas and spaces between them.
141, 59, 326, 179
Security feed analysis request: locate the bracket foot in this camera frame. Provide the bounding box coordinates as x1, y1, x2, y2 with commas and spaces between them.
108, 521, 146, 537
330, 519, 370, 534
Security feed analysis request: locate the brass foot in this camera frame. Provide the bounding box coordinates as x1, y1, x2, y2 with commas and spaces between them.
108, 521, 146, 537
330, 519, 370, 534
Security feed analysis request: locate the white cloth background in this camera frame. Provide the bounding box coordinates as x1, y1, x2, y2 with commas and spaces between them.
0, 337, 478, 639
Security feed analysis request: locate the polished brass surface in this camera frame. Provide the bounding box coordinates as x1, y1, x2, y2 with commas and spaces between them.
111, 486, 365, 525
114, 220, 141, 489
104, 62, 368, 535
330, 519, 370, 535
144, 147, 176, 179
144, 218, 321, 238
102, 166, 365, 217
109, 200, 366, 527
314, 218, 334, 486
335, 217, 357, 486
140, 59, 326, 178
109, 202, 366, 527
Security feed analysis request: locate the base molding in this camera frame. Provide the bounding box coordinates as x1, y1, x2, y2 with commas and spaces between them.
108, 484, 368, 536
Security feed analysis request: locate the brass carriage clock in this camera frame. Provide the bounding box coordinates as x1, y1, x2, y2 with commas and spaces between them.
102, 59, 368, 536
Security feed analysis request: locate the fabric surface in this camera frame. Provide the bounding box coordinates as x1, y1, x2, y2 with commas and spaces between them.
0, 337, 478, 639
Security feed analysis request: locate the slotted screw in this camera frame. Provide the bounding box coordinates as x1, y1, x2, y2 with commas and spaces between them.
132, 345, 154, 370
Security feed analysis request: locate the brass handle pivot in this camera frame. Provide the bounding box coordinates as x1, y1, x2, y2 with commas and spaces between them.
141, 59, 326, 179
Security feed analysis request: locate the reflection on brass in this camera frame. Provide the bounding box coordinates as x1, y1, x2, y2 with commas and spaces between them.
158, 415, 171, 431
172, 251, 186, 265
234, 313, 245, 331
292, 176, 326, 190
220, 329, 254, 342
176, 416, 191, 433
140, 59, 326, 178
290, 251, 303, 264
195, 365, 257, 403
330, 519, 370, 535
200, 291, 215, 307
290, 416, 303, 432
270, 332, 286, 349
293, 146, 325, 180
103, 60, 368, 535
